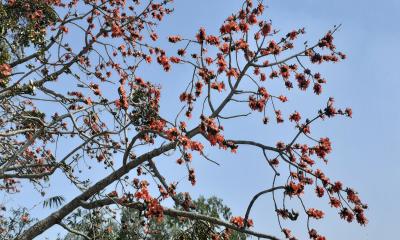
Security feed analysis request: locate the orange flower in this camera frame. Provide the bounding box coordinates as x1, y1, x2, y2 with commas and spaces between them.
168, 35, 182, 43
315, 186, 324, 198
261, 23, 272, 36
307, 208, 324, 219
230, 216, 244, 228
289, 111, 301, 122
0, 64, 12, 77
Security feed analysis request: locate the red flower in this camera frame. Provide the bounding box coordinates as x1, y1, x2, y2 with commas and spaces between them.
257, 87, 269, 98
211, 81, 225, 92
0, 63, 12, 77
285, 181, 304, 196
261, 23, 272, 36
111, 23, 123, 37
345, 108, 353, 117
195, 81, 203, 96
166, 127, 180, 140
313, 83, 322, 95
188, 168, 196, 185
217, 54, 227, 72
279, 65, 291, 79
248, 95, 266, 112
269, 70, 278, 79
239, 20, 249, 32
287, 30, 298, 40
260, 73, 266, 81
296, 73, 310, 90
107, 191, 118, 198
170, 56, 181, 63
346, 188, 361, 204
307, 208, 324, 219
157, 53, 171, 71
339, 208, 354, 223
314, 138, 332, 159
332, 181, 343, 192
220, 20, 240, 34
21, 214, 29, 223
177, 49, 186, 56
230, 216, 245, 228
168, 35, 182, 43
275, 110, 284, 123
59, 25, 68, 33
282, 228, 292, 238
276, 141, 286, 150
278, 95, 288, 102
248, 13, 257, 24
196, 27, 206, 42
330, 197, 341, 208
315, 186, 324, 198
206, 35, 220, 45
150, 32, 158, 41
226, 68, 239, 78
146, 198, 164, 222
289, 111, 301, 122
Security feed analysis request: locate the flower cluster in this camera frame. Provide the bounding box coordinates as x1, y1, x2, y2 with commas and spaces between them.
307, 208, 324, 219
230, 216, 253, 228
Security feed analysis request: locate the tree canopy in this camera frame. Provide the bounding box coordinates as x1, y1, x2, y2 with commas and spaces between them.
62, 195, 246, 240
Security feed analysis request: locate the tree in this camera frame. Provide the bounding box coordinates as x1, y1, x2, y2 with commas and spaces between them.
0, 0, 367, 240
62, 195, 246, 240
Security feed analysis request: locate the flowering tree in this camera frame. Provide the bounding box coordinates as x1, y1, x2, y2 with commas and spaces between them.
0, 0, 367, 239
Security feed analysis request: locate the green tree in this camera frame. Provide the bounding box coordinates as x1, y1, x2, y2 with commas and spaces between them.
63, 195, 246, 240
0, 0, 57, 64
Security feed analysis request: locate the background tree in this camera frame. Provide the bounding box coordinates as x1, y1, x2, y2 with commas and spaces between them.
62, 195, 246, 240
0, 0, 367, 240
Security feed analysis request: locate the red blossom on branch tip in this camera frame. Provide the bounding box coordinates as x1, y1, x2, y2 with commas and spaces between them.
206, 35, 220, 45
315, 186, 325, 198
289, 111, 301, 123
340, 208, 355, 223
345, 107, 353, 117
285, 181, 304, 197
330, 197, 341, 208
188, 168, 196, 186
168, 35, 182, 43
230, 216, 253, 228
309, 229, 326, 240
261, 23, 272, 36
307, 208, 324, 219
196, 27, 206, 42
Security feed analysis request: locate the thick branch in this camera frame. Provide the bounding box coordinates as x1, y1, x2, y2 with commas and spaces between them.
243, 186, 285, 228
80, 198, 281, 240
58, 222, 91, 240
16, 142, 177, 240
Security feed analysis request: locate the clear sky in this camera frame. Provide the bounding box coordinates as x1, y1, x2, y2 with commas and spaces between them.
5, 0, 399, 239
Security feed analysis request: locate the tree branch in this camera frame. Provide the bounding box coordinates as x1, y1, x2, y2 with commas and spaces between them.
58, 222, 91, 240
80, 198, 281, 240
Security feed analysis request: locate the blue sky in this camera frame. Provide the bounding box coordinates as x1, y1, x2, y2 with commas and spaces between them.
151, 0, 400, 239
5, 0, 400, 239
156, 0, 400, 239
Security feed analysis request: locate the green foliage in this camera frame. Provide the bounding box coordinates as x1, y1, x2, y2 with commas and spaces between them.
129, 88, 160, 129
0, 0, 58, 63
42, 195, 65, 208
63, 196, 246, 240
0, 207, 36, 240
